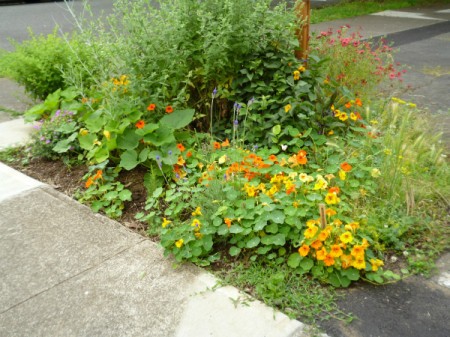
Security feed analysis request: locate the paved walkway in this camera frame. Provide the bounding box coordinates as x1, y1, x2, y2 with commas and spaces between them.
0, 4, 449, 337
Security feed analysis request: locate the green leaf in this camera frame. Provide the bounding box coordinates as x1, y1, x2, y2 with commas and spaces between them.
272, 124, 281, 135
120, 150, 139, 170
94, 144, 109, 163
261, 233, 285, 246
117, 128, 141, 150
269, 210, 285, 224
287, 253, 302, 268
53, 133, 77, 153
135, 123, 159, 136
265, 223, 279, 234
246, 237, 260, 249
299, 258, 314, 271
160, 109, 195, 129
144, 125, 175, 146
341, 268, 360, 281
229, 225, 244, 234
78, 133, 97, 151
119, 189, 132, 201
254, 220, 267, 231
229, 246, 241, 257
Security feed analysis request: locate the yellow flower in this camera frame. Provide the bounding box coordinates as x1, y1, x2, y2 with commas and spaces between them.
93, 139, 102, 146
325, 192, 340, 205
318, 230, 329, 242
340, 231, 354, 244
103, 130, 111, 140
350, 112, 358, 121
162, 218, 172, 228
339, 113, 349, 121
370, 258, 384, 271
313, 175, 328, 190
284, 104, 292, 113
338, 169, 346, 181
79, 128, 89, 136
304, 225, 318, 239
293, 70, 300, 80
371, 168, 381, 178
191, 207, 202, 216
175, 239, 184, 248
352, 257, 366, 270
191, 218, 201, 230
218, 155, 227, 164
298, 65, 306, 72
299, 173, 309, 182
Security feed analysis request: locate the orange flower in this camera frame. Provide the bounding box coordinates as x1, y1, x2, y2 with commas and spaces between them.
341, 254, 352, 269
93, 169, 103, 180
355, 98, 363, 107
296, 150, 308, 165
351, 245, 365, 258
326, 208, 337, 217
224, 218, 232, 228
147, 103, 156, 111
221, 138, 230, 147
318, 231, 329, 242
268, 154, 278, 162
298, 244, 310, 257
324, 254, 335, 266
135, 120, 145, 129
330, 245, 343, 258
213, 142, 221, 150
311, 240, 323, 250
177, 143, 185, 152
85, 177, 94, 188
316, 247, 327, 261
186, 151, 192, 158
345, 102, 352, 109
328, 186, 340, 194
340, 162, 352, 172
165, 106, 174, 114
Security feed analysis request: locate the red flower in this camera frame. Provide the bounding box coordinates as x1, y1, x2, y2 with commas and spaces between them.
135, 120, 145, 129
328, 186, 340, 194
176, 143, 185, 152
165, 106, 174, 114
147, 103, 156, 111
340, 162, 352, 172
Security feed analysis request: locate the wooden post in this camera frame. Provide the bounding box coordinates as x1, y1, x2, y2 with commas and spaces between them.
319, 203, 327, 229
295, 0, 310, 60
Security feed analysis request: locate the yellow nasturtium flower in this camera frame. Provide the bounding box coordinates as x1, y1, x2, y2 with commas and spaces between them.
175, 239, 184, 248
162, 218, 172, 228
284, 104, 292, 113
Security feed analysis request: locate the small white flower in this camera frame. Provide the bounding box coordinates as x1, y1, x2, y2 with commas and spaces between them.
281, 144, 288, 151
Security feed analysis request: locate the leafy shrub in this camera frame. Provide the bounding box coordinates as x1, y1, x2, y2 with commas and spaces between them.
0, 29, 98, 100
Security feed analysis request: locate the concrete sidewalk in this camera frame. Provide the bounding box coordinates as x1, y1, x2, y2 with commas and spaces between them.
0, 4, 449, 337
0, 162, 309, 337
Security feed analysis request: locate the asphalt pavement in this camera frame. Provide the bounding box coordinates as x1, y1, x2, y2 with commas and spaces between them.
0, 4, 449, 337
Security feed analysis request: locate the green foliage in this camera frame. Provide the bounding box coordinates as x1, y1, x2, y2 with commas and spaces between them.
75, 164, 132, 219
0, 29, 95, 100
215, 260, 353, 324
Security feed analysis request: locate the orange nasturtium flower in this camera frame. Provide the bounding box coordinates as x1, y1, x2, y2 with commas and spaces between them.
93, 169, 103, 180
355, 98, 363, 107
328, 186, 340, 194
85, 177, 94, 189
224, 218, 232, 228
340, 162, 352, 172
221, 138, 230, 147
311, 240, 323, 250
186, 151, 192, 158
213, 142, 221, 150
165, 105, 174, 114
177, 143, 186, 152
324, 254, 335, 267
298, 244, 310, 257
147, 103, 156, 111
268, 154, 278, 162
135, 120, 145, 129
